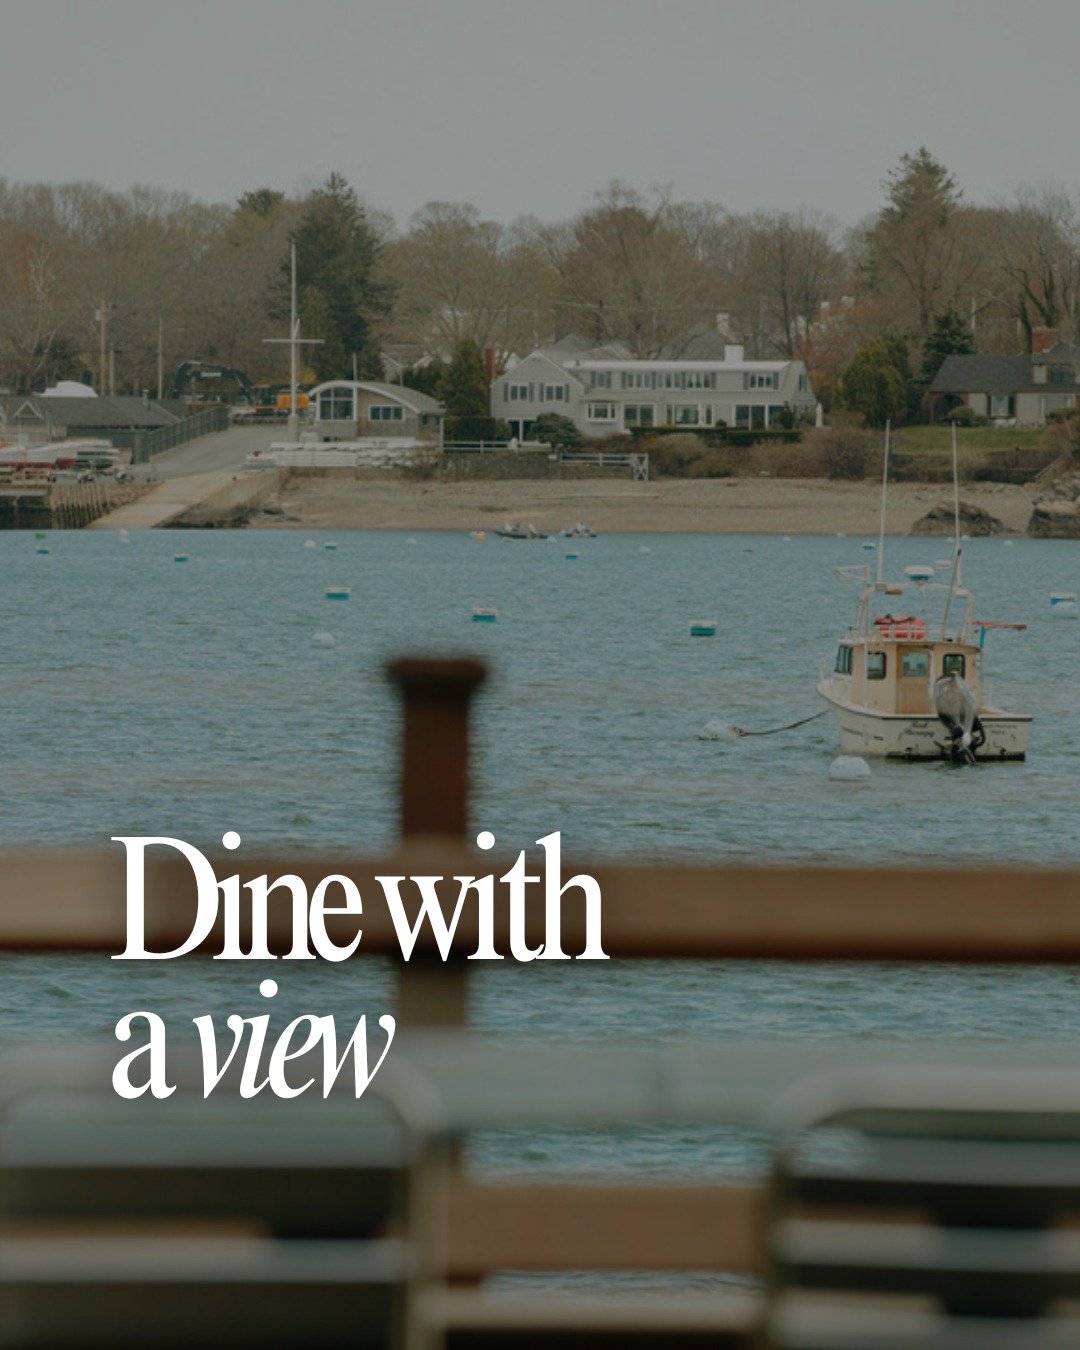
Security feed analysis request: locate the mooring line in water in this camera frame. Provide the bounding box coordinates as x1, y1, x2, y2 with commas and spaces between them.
730, 708, 830, 738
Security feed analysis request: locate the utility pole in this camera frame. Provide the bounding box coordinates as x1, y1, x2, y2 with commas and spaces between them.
157, 317, 164, 401
97, 298, 107, 397
263, 243, 321, 441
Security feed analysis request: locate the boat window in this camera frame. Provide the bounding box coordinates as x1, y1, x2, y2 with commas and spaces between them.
835, 645, 853, 674
901, 651, 930, 678
866, 652, 886, 680
942, 653, 966, 677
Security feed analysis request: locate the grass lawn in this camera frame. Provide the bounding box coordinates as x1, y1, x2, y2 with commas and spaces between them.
893, 425, 1046, 454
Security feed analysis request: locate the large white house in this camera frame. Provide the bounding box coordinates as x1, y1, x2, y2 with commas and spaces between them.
490, 344, 815, 439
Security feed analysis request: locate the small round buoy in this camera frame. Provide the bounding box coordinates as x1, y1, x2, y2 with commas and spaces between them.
312, 631, 336, 647
472, 607, 498, 623
829, 755, 871, 782
783, 535, 793, 543
862, 541, 876, 550
406, 537, 418, 545
836, 532, 846, 539
639, 546, 652, 554
35, 545, 50, 555
324, 542, 337, 552
689, 621, 717, 637
1003, 539, 1014, 547
174, 553, 189, 563
697, 720, 738, 741
474, 531, 486, 542
904, 564, 935, 583
303, 539, 318, 550
565, 551, 580, 561
325, 586, 351, 600
1050, 592, 1078, 619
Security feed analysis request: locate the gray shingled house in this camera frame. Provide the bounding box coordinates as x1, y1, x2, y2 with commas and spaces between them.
2, 395, 188, 449
929, 343, 1080, 426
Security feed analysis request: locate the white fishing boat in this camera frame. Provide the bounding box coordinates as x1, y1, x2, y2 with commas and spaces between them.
817, 425, 1031, 763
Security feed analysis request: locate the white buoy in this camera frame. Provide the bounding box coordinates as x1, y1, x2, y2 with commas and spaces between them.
783, 535, 793, 542
406, 537, 418, 545
904, 564, 935, 583
303, 539, 318, 550
829, 755, 871, 782
174, 553, 189, 563
1050, 592, 1078, 619
862, 541, 876, 551
325, 586, 351, 600
312, 631, 336, 647
1003, 539, 1014, 547
35, 545, 50, 555
697, 720, 740, 741
836, 532, 846, 538
639, 546, 652, 554
324, 542, 337, 552
472, 607, 498, 623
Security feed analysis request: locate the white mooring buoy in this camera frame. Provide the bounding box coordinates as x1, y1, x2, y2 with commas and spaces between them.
325, 586, 351, 600
689, 620, 717, 637
472, 607, 498, 623
829, 755, 870, 782
312, 631, 336, 647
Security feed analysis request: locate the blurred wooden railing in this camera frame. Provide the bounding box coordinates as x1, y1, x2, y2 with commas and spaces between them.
0, 655, 1076, 1346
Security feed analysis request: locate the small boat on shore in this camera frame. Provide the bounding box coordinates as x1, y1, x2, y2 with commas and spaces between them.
563, 522, 597, 538
495, 522, 548, 540
818, 424, 1030, 763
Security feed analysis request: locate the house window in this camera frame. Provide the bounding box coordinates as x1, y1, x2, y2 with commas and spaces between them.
989, 394, 1012, 418
318, 388, 354, 420
370, 404, 404, 422
734, 404, 751, 429
866, 652, 886, 680
590, 371, 612, 389
683, 371, 713, 390
666, 405, 698, 425
744, 372, 778, 390
622, 371, 655, 390
623, 404, 655, 427
797, 373, 808, 393
506, 384, 529, 402
587, 402, 616, 421
1050, 365, 1071, 386
544, 384, 566, 402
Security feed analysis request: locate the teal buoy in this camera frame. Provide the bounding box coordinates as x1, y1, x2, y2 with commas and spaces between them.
690, 620, 717, 637
174, 553, 189, 563
565, 551, 580, 560
325, 586, 351, 600
472, 608, 498, 623
35, 545, 50, 555
324, 542, 337, 551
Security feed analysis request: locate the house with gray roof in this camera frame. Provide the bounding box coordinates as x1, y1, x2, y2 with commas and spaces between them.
929, 344, 1080, 425
308, 380, 443, 441
491, 343, 815, 439
1, 394, 187, 448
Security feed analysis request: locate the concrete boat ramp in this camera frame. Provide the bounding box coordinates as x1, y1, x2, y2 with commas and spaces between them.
89, 468, 284, 530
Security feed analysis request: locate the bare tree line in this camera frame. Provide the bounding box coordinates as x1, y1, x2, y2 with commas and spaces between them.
1, 152, 1079, 404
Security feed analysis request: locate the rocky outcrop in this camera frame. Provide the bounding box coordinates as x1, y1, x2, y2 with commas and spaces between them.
910, 500, 1006, 537
1029, 472, 1080, 538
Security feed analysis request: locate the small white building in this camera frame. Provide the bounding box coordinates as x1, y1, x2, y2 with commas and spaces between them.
490, 344, 815, 439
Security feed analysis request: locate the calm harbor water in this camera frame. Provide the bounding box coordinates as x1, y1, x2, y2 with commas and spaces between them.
2, 527, 1079, 1176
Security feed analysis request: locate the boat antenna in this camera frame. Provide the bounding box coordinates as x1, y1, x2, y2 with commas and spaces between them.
876, 419, 890, 585
941, 420, 962, 637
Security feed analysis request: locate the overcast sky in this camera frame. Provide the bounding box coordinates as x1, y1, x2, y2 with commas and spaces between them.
2, 0, 1078, 228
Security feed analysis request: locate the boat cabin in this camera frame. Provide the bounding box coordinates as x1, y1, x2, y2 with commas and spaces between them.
833, 619, 981, 716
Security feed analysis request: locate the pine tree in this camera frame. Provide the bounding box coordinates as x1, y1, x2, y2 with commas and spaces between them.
437, 339, 489, 417
287, 173, 392, 380
920, 305, 975, 387
841, 337, 914, 428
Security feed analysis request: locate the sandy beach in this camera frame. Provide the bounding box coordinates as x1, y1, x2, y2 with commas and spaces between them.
253, 474, 1039, 536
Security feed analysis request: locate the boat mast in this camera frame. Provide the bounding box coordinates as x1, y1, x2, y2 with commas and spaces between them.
941, 420, 962, 638
876, 419, 890, 586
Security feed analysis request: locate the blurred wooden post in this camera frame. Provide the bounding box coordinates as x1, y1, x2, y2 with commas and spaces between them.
387, 657, 487, 1027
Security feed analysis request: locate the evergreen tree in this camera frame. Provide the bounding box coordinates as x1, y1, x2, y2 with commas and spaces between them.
437, 339, 489, 416
841, 337, 915, 428
920, 305, 975, 387
287, 173, 392, 381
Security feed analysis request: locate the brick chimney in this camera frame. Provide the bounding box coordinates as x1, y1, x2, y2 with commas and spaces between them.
1032, 326, 1057, 354
483, 346, 497, 384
